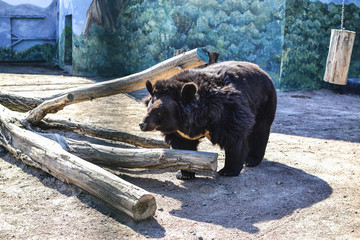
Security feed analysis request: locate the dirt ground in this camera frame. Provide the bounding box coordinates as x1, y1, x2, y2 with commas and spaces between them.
0, 64, 359, 240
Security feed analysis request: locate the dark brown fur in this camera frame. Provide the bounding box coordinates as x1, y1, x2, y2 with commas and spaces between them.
140, 61, 277, 179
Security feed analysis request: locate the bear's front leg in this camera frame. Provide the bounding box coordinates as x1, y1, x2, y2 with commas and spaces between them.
164, 133, 200, 180
218, 139, 248, 176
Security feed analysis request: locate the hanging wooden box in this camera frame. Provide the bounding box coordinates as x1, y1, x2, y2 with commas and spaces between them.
324, 29, 356, 85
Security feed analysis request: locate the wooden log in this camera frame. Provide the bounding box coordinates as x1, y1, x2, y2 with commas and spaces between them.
0, 105, 156, 221
37, 116, 169, 149
324, 29, 356, 85
26, 48, 210, 125
0, 91, 168, 148
62, 138, 217, 172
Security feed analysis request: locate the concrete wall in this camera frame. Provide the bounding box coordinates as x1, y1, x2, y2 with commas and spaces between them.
0, 0, 57, 61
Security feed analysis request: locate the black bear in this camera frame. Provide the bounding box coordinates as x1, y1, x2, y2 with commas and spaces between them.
139, 61, 277, 180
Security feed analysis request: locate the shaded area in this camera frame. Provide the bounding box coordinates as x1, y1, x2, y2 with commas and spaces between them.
0, 149, 166, 239
118, 160, 332, 233
272, 89, 360, 143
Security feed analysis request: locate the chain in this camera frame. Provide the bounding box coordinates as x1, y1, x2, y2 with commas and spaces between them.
341, 0, 345, 30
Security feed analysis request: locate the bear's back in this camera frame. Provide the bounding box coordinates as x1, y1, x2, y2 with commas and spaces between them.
172, 61, 275, 97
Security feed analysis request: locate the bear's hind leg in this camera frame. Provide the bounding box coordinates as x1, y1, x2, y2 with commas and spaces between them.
245, 123, 271, 167
165, 133, 200, 180
218, 139, 248, 176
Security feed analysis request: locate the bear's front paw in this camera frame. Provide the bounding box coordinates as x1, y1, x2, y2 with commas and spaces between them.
245, 156, 263, 167
176, 170, 196, 180
217, 168, 241, 177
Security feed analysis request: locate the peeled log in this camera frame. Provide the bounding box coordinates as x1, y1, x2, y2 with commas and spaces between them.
38, 116, 169, 149
324, 29, 356, 85
0, 105, 156, 221
64, 138, 217, 173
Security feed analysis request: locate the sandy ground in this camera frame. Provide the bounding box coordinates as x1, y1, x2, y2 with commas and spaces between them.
0, 64, 359, 240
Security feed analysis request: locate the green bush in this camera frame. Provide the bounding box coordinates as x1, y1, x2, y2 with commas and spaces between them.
71, 0, 284, 83
0, 43, 56, 62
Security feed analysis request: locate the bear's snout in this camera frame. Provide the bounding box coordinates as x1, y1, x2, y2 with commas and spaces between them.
139, 122, 148, 131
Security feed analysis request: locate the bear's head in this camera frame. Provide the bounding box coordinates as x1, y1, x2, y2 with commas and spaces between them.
139, 79, 198, 134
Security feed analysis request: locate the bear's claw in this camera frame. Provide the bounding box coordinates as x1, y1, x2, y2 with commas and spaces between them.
176, 170, 196, 180
217, 168, 241, 177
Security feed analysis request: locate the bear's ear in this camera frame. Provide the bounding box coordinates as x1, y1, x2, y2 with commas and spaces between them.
146, 80, 153, 96
181, 82, 198, 102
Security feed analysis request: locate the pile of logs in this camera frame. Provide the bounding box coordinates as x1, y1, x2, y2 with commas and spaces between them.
0, 48, 218, 221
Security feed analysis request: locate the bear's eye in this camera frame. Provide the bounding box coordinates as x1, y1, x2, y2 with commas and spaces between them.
155, 110, 161, 117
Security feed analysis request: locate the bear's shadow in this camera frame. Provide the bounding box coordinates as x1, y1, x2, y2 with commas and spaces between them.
119, 160, 332, 234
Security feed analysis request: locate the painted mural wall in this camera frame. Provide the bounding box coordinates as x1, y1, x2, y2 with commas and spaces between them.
66, 0, 359, 90
0, 0, 57, 61
57, 0, 92, 68
0, 0, 359, 91
71, 0, 286, 88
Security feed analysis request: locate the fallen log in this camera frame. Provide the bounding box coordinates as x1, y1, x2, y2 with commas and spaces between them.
26, 48, 210, 125
0, 105, 156, 221
57, 138, 217, 172
0, 96, 168, 148
37, 116, 169, 149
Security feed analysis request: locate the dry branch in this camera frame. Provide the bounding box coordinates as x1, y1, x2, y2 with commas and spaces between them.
26, 93, 75, 125
26, 48, 210, 125
0, 105, 156, 221
38, 116, 169, 149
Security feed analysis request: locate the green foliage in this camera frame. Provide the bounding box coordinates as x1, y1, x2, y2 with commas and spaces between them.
72, 0, 285, 83
64, 25, 73, 65
0, 48, 13, 61
68, 0, 360, 90
0, 43, 56, 62
72, 25, 123, 76
281, 1, 360, 90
